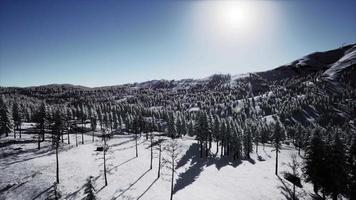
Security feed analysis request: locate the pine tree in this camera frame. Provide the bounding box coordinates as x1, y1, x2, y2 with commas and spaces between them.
303, 127, 326, 194
212, 115, 220, 155
35, 102, 47, 149
12, 102, 22, 138
83, 176, 96, 200
324, 130, 348, 200
0, 97, 12, 138
272, 121, 284, 176
243, 120, 253, 159
167, 112, 176, 138
348, 136, 356, 200
53, 109, 64, 183
91, 116, 97, 142
163, 139, 182, 200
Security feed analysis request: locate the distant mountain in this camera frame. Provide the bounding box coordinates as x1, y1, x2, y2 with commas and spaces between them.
257, 44, 356, 82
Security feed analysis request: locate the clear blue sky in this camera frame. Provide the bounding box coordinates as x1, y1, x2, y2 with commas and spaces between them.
0, 0, 355, 87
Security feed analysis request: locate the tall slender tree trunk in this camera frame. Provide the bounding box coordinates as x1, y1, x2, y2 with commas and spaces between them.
103, 134, 108, 186
135, 135, 138, 157
67, 129, 70, 144
56, 144, 59, 183
170, 155, 174, 200
216, 141, 219, 155
92, 131, 94, 142
200, 141, 203, 158
14, 128, 16, 138
38, 132, 41, 149
82, 119, 84, 144
75, 132, 78, 147
275, 147, 278, 176
158, 144, 161, 178
150, 133, 153, 170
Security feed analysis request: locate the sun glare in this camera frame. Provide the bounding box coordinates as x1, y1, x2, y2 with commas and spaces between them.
218, 1, 253, 31
190, 0, 267, 45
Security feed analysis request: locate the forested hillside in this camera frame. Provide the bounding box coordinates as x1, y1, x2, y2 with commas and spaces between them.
1, 44, 355, 200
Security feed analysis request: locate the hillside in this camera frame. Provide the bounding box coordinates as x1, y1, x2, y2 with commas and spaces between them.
0, 44, 355, 200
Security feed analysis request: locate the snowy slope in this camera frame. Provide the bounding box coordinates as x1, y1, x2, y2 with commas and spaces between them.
0, 131, 312, 200
323, 45, 356, 80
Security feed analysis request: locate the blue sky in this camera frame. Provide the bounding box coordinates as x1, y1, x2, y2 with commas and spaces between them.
0, 0, 355, 87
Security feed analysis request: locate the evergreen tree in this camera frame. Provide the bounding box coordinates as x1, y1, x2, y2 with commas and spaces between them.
324, 131, 348, 200
212, 115, 220, 155
303, 127, 326, 194
12, 102, 22, 138
163, 139, 182, 200
348, 136, 356, 200
83, 176, 96, 200
90, 116, 97, 142
35, 102, 47, 149
53, 109, 64, 183
0, 97, 12, 137
272, 121, 284, 176
243, 120, 253, 159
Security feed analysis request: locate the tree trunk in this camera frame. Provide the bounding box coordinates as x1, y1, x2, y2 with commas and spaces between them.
216, 141, 219, 155
200, 141, 203, 158
150, 134, 153, 170
19, 124, 22, 138
38, 132, 41, 149
275, 147, 278, 176
75, 132, 78, 147
158, 145, 161, 178
67, 130, 70, 144
92, 131, 94, 142
56, 144, 59, 183
104, 135, 108, 186
82, 119, 84, 144
135, 135, 138, 157
170, 155, 174, 200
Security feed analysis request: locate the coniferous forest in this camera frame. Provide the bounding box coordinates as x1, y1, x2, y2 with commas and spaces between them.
1, 44, 355, 200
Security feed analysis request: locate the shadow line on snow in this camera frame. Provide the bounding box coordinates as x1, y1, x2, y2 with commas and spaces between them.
111, 169, 151, 200
108, 157, 137, 173
31, 185, 54, 200
137, 177, 159, 200
173, 143, 243, 195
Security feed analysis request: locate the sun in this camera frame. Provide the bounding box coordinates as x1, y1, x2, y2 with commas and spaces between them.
216, 1, 254, 32
190, 0, 270, 44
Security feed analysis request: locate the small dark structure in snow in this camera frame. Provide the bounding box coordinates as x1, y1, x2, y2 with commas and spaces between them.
284, 172, 302, 188
96, 146, 109, 151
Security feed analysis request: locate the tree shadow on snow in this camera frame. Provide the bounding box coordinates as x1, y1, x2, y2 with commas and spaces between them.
108, 157, 136, 173
31, 185, 54, 200
111, 169, 151, 200
137, 177, 159, 200
173, 143, 242, 195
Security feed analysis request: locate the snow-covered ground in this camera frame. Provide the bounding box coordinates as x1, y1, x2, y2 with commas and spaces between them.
0, 128, 313, 200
